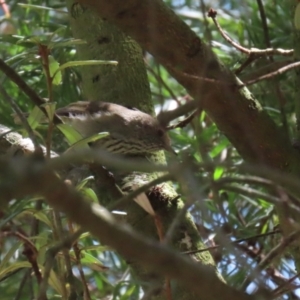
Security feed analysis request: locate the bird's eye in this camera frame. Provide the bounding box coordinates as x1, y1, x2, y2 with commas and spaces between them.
157, 128, 164, 137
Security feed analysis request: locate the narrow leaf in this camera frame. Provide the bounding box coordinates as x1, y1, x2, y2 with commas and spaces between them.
41, 102, 56, 121
52, 60, 118, 80
27, 106, 45, 129
57, 123, 84, 145
65, 132, 109, 152
213, 166, 224, 180
48, 55, 62, 85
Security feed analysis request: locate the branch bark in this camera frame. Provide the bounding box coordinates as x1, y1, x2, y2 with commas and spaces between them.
0, 158, 258, 300
76, 0, 300, 174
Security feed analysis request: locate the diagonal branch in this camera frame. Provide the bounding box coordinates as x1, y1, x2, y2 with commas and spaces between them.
76, 0, 300, 174
0, 156, 259, 300
0, 59, 61, 125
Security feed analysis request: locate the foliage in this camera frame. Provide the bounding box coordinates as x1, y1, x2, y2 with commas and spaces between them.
0, 0, 299, 299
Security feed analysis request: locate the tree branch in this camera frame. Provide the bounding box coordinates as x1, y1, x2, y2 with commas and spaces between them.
75, 0, 300, 173
0, 156, 260, 300
0, 58, 61, 124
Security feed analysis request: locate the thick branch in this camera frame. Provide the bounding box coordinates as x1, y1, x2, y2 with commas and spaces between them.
76, 0, 300, 174
0, 157, 257, 300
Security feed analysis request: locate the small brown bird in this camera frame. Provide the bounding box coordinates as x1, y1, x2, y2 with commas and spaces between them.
55, 101, 174, 155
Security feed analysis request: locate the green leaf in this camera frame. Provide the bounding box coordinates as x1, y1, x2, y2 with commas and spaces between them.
58, 126, 109, 152
27, 106, 46, 129
80, 245, 110, 252
52, 60, 118, 80
48, 55, 62, 85
57, 123, 84, 145
16, 35, 41, 45
0, 210, 21, 229
0, 35, 32, 47
18, 3, 67, 14
41, 102, 56, 121
47, 26, 67, 44
76, 176, 95, 190
213, 166, 224, 180
210, 138, 230, 158
20, 209, 52, 228
48, 269, 64, 294
200, 110, 206, 122
0, 242, 23, 270
65, 132, 109, 152
82, 187, 99, 203
0, 261, 31, 281
69, 251, 108, 272
4, 52, 37, 63
48, 38, 87, 49
119, 284, 137, 300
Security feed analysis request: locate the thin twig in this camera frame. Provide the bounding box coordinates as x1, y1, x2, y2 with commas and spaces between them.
108, 173, 173, 211
215, 175, 274, 187
183, 230, 280, 255
240, 60, 293, 82
69, 222, 91, 300
157, 100, 197, 126
1, 231, 42, 284
164, 162, 210, 245
208, 9, 250, 54
255, 0, 289, 136
208, 9, 293, 57
14, 269, 31, 300
235, 56, 257, 75
163, 202, 191, 244
38, 44, 55, 158
0, 83, 40, 151
256, 0, 271, 48
199, 0, 212, 46
37, 229, 84, 300
241, 61, 300, 87
0, 58, 61, 124
219, 184, 281, 205
146, 64, 180, 106
241, 230, 300, 291
166, 110, 198, 130
272, 271, 300, 298
259, 231, 300, 270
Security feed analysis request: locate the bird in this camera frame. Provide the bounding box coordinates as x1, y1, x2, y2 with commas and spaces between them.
55, 101, 175, 155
